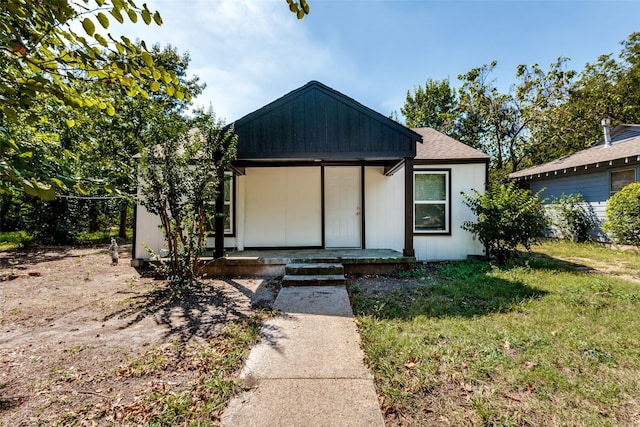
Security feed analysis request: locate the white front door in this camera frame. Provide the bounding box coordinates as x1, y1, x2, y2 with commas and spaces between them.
324, 166, 361, 248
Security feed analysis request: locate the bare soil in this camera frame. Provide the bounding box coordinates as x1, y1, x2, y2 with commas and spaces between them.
0, 244, 276, 426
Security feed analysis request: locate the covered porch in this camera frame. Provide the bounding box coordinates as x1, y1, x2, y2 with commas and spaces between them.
200, 248, 415, 277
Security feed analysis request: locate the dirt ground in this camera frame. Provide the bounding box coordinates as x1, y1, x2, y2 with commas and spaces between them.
0, 244, 277, 426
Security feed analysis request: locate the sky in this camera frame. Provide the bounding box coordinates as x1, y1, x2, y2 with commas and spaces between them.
109, 0, 640, 123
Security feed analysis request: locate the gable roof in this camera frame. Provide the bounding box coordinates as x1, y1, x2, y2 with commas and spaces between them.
510, 124, 640, 179
412, 127, 489, 163
231, 81, 422, 161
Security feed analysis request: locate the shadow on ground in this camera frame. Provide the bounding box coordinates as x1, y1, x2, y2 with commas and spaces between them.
349, 253, 595, 320
103, 279, 254, 352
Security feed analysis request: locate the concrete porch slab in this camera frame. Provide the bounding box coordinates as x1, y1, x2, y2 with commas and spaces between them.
201, 248, 415, 277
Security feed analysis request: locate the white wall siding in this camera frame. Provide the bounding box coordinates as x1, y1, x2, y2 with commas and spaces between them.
364, 166, 404, 253
414, 163, 486, 261
134, 205, 166, 259
243, 167, 322, 247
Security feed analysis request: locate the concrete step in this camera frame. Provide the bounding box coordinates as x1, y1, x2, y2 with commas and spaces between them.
282, 274, 346, 287
285, 262, 344, 276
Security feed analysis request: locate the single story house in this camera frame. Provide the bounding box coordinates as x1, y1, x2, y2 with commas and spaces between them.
133, 81, 489, 266
510, 121, 640, 236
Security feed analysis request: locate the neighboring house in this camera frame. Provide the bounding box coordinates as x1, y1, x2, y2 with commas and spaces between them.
133, 81, 488, 263
510, 122, 640, 237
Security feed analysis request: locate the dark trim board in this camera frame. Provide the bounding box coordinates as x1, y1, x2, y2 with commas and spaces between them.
361, 164, 366, 249
321, 166, 326, 248
403, 157, 415, 257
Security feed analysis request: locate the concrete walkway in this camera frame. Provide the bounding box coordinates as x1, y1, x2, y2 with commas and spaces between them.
221, 286, 385, 427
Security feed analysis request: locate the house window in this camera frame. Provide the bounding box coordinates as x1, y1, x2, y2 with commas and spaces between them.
205, 172, 233, 235
414, 170, 450, 233
610, 169, 636, 196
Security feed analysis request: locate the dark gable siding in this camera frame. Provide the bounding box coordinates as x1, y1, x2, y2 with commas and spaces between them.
233, 81, 420, 160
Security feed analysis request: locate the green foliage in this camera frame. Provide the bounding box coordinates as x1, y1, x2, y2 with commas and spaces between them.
603, 182, 640, 246
462, 182, 548, 263
456, 58, 575, 173
0, 230, 34, 250
547, 193, 599, 242
139, 109, 237, 285
399, 78, 458, 132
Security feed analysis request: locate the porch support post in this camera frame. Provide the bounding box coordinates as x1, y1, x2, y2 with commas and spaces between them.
214, 167, 225, 259
403, 156, 415, 257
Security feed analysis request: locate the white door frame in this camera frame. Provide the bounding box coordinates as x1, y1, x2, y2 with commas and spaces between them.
323, 165, 362, 248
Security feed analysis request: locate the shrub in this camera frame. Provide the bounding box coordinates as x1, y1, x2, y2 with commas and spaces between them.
602, 182, 640, 246
462, 182, 548, 264
547, 193, 599, 242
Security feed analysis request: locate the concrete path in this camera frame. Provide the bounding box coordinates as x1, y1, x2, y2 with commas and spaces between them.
221, 286, 385, 427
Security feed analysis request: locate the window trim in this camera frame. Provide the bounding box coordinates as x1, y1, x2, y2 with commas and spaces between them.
610, 168, 637, 196
413, 169, 451, 235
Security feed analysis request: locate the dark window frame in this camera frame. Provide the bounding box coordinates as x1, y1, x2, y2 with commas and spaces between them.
413, 168, 452, 235
610, 168, 637, 196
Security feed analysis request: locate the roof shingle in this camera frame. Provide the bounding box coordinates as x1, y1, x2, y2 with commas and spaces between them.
510, 124, 640, 179
412, 127, 489, 161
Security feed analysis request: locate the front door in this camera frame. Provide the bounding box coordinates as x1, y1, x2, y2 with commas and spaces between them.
324, 166, 361, 248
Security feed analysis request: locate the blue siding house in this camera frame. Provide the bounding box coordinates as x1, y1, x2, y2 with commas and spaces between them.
510, 122, 640, 239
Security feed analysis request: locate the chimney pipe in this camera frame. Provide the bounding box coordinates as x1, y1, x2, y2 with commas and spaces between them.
602, 118, 612, 147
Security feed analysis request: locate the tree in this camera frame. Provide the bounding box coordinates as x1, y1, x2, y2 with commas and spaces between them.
399, 78, 458, 132
456, 59, 574, 176
1, 0, 174, 198
138, 109, 237, 286
79, 43, 205, 238
539, 32, 640, 157
462, 182, 547, 264
602, 182, 640, 246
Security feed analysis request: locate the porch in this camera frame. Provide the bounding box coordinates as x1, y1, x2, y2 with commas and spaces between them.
200, 248, 415, 277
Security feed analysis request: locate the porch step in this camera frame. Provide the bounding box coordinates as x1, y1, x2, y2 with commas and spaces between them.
282, 263, 345, 286
285, 262, 344, 276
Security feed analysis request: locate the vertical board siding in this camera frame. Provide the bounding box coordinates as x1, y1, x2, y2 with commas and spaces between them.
234, 84, 417, 159
414, 163, 486, 261
364, 166, 404, 252
243, 167, 322, 247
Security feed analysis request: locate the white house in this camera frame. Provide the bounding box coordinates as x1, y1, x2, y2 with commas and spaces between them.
133, 81, 488, 268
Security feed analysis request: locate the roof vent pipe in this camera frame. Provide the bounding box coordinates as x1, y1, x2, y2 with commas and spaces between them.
602, 118, 612, 147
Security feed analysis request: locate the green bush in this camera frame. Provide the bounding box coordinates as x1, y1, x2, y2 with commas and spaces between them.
462, 182, 548, 264
603, 182, 640, 246
547, 193, 599, 242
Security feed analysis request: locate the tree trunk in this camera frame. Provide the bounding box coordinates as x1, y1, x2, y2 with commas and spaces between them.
119, 200, 128, 239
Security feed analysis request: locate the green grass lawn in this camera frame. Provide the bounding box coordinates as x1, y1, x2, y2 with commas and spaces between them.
349, 240, 639, 426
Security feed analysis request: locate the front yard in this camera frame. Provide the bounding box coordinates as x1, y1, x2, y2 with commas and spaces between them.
1, 240, 637, 426
349, 241, 640, 426
0, 245, 275, 426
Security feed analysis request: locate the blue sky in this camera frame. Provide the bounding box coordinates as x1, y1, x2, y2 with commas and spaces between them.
111, 0, 640, 123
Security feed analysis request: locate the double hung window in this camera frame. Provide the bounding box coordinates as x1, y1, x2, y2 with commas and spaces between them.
414, 170, 449, 233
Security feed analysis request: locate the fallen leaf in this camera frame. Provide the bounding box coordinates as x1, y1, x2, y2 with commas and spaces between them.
524, 361, 538, 370
527, 383, 535, 393
404, 361, 416, 369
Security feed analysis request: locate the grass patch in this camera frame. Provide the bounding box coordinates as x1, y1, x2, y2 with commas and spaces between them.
350, 241, 640, 426
0, 231, 34, 250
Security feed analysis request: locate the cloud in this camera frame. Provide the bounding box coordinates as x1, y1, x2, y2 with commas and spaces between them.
109, 0, 339, 121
